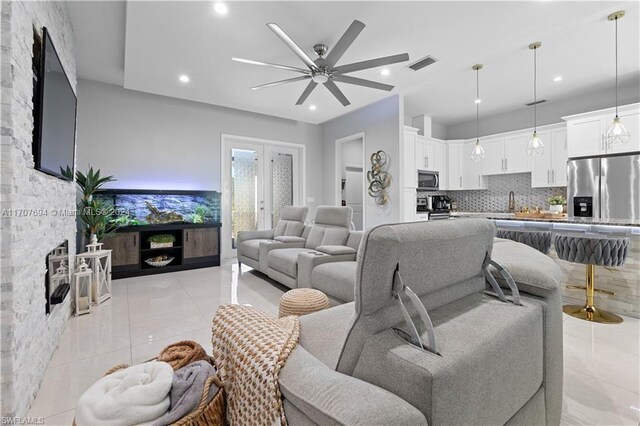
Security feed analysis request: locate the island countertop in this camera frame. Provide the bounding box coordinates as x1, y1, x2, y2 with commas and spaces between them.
451, 212, 640, 228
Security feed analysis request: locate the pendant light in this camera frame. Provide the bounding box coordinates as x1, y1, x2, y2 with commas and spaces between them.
605, 10, 630, 146
471, 64, 485, 161
527, 42, 544, 156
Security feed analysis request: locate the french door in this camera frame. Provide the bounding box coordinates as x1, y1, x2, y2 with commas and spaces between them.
221, 136, 303, 259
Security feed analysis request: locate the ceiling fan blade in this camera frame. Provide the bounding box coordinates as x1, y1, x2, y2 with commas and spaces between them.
324, 20, 366, 68
232, 57, 310, 74
334, 53, 409, 74
267, 23, 318, 70
324, 80, 350, 106
332, 75, 394, 91
296, 81, 318, 105
252, 75, 311, 91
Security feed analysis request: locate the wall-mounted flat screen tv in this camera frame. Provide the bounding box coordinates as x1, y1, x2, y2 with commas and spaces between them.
33, 27, 77, 181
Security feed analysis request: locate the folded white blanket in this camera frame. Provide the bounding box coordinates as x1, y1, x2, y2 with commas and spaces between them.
76, 361, 174, 426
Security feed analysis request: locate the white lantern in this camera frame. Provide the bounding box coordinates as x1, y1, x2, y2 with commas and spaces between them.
74, 259, 93, 316
51, 260, 69, 291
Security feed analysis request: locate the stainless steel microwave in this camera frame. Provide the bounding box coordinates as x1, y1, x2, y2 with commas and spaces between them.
418, 170, 439, 190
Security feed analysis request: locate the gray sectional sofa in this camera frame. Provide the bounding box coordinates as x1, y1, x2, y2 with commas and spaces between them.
278, 219, 563, 425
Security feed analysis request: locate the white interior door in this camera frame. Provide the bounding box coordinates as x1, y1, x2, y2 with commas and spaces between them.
345, 167, 363, 230
222, 136, 303, 259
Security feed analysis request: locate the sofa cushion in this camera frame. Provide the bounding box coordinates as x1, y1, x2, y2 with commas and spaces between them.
314, 206, 353, 228
312, 262, 357, 303
238, 239, 268, 261
268, 248, 306, 278
274, 220, 305, 238
306, 227, 349, 249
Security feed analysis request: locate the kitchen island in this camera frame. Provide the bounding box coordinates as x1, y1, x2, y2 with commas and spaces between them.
452, 212, 639, 318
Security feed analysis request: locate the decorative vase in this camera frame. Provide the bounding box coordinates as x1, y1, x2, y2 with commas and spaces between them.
549, 204, 563, 213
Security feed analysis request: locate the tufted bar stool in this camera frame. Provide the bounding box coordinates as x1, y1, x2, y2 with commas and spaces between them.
554, 234, 629, 324
496, 229, 552, 254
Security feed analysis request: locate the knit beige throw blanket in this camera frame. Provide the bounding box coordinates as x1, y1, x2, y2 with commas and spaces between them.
212, 304, 300, 425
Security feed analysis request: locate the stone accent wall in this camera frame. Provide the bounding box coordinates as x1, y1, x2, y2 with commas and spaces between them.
0, 0, 76, 417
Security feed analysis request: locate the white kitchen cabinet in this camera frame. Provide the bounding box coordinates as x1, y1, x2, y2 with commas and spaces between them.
564, 103, 640, 158
416, 136, 441, 171
530, 126, 567, 188
432, 141, 446, 185
503, 132, 531, 173
403, 127, 419, 188
416, 213, 429, 221
479, 137, 504, 175
447, 142, 464, 190
463, 140, 486, 189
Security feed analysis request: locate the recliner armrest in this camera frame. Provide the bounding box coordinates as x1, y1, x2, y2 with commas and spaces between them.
297, 250, 357, 288
274, 236, 306, 243
280, 346, 427, 426
315, 245, 357, 256
237, 229, 274, 244
490, 240, 562, 300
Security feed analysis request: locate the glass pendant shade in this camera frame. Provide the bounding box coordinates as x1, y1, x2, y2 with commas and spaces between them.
471, 140, 485, 162
527, 131, 545, 156
605, 116, 630, 145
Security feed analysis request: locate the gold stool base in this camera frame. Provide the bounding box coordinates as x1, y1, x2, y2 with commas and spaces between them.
563, 304, 623, 324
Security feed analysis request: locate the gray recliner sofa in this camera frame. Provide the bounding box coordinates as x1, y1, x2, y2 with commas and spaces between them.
237, 206, 308, 273
267, 206, 353, 289
278, 219, 563, 425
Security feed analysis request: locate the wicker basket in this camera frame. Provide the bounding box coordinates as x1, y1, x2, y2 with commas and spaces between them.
73, 363, 225, 426
145, 256, 175, 267
278, 288, 330, 318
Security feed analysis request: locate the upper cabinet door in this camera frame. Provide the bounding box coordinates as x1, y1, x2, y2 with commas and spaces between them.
566, 115, 606, 158
415, 136, 427, 170
403, 128, 418, 188
480, 137, 504, 175
447, 143, 463, 190
551, 128, 568, 187
424, 139, 436, 170
503, 131, 532, 174
606, 106, 640, 155
432, 141, 445, 174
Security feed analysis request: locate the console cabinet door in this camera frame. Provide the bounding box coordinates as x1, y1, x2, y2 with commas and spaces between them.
184, 228, 219, 259
102, 232, 139, 266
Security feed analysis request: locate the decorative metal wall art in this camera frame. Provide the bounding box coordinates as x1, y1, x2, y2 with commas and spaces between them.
367, 150, 392, 206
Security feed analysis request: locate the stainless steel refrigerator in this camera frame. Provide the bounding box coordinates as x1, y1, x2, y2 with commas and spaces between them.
567, 154, 640, 220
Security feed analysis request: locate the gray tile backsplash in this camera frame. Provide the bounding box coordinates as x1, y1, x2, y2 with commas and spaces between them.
418, 173, 566, 213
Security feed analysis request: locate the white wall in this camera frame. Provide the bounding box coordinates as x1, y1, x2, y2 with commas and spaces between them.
322, 95, 403, 228
340, 138, 363, 179
446, 78, 640, 139
75, 80, 325, 215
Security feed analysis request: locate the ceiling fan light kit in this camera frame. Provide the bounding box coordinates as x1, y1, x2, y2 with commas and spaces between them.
605, 10, 630, 146
527, 41, 545, 157
233, 20, 410, 106
471, 64, 485, 162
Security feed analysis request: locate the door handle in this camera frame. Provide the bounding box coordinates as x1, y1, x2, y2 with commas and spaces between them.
552, 169, 555, 184
478, 176, 480, 187
186, 231, 188, 242
424, 157, 427, 168
505, 158, 507, 171
547, 170, 550, 184
459, 176, 462, 187
426, 156, 429, 168
133, 235, 136, 246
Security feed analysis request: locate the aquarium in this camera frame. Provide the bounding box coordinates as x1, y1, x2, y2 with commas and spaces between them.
94, 189, 221, 226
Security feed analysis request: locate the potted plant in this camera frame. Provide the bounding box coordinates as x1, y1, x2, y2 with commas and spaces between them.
147, 234, 176, 249
548, 195, 566, 214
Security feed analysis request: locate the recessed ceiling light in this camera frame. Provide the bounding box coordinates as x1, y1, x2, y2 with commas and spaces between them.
309, 105, 316, 111
474, 98, 482, 104
179, 74, 190, 83
213, 2, 228, 15
380, 69, 390, 76
553, 76, 563, 82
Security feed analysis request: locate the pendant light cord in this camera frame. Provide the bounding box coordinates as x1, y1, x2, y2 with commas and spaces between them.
533, 46, 537, 132
476, 67, 480, 141
615, 17, 618, 117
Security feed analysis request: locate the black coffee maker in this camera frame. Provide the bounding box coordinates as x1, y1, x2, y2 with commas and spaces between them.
430, 195, 451, 212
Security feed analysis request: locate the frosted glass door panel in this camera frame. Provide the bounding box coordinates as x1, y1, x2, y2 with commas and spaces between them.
271, 152, 294, 228
231, 148, 259, 248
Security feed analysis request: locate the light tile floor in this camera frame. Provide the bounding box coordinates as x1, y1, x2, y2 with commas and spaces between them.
27, 262, 640, 425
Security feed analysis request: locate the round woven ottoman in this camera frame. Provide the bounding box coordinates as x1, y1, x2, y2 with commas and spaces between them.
279, 288, 329, 318
496, 229, 552, 254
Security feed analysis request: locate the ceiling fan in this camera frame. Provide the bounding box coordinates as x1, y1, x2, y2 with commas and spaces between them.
232, 20, 410, 106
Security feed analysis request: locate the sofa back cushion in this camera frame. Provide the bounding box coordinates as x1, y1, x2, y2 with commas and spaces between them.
304, 207, 353, 249
273, 206, 308, 237
336, 219, 495, 375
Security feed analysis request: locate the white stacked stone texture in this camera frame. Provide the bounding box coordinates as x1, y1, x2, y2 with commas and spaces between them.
0, 0, 76, 417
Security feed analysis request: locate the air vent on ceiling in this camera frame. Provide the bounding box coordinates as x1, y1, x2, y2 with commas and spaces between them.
409, 55, 437, 71
526, 99, 547, 107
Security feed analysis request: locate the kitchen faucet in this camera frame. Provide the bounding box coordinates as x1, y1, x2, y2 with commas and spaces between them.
508, 191, 515, 213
